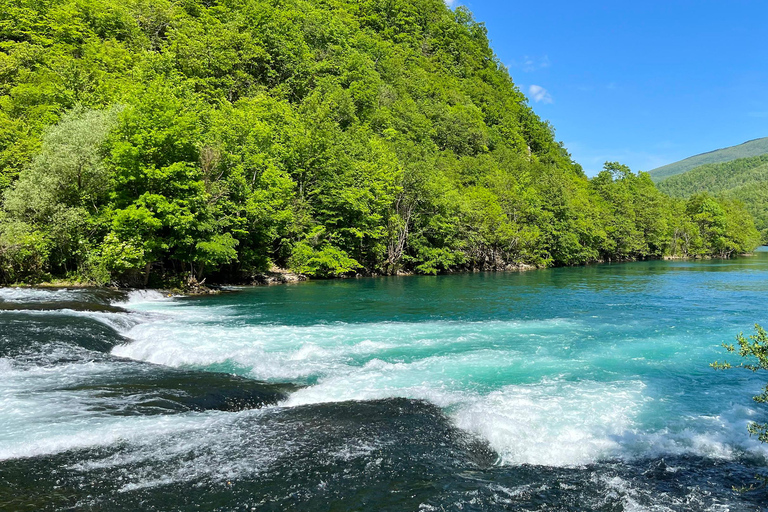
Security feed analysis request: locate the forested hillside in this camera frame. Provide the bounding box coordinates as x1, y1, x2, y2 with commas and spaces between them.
658, 155, 768, 243
0, 0, 760, 286
649, 137, 768, 181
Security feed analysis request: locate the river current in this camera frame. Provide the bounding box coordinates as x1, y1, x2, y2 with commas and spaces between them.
1, 250, 768, 510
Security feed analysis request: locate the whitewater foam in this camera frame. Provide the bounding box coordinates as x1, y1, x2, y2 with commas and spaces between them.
0, 287, 89, 303
111, 314, 582, 379
121, 289, 174, 304
2, 307, 143, 332
104, 299, 768, 468
453, 378, 647, 466
0, 405, 249, 461
4, 285, 753, 470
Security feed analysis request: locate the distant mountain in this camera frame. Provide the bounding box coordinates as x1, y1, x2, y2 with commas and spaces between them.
657, 154, 768, 242
649, 137, 768, 182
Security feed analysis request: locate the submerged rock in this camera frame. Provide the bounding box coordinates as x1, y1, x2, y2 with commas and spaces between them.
0, 398, 496, 511
63, 369, 299, 415
0, 301, 128, 313
250, 266, 308, 285
3, 397, 766, 512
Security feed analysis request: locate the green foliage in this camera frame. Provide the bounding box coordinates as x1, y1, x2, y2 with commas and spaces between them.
4, 106, 121, 217
588, 164, 759, 261
289, 239, 361, 278
658, 155, 768, 243
590, 163, 671, 260
0, 218, 52, 283
0, 0, 762, 287
1, 105, 121, 280
194, 233, 239, 277
99, 231, 146, 274
712, 325, 768, 444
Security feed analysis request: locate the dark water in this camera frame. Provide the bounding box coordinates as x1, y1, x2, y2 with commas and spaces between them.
1, 252, 768, 511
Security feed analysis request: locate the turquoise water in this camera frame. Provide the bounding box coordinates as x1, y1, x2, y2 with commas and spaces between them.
117, 253, 768, 466
1, 250, 768, 509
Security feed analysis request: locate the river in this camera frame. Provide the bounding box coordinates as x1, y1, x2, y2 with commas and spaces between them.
1, 250, 767, 510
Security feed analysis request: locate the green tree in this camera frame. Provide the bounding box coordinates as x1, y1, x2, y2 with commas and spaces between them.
658, 155, 768, 244
712, 325, 768, 445
0, 105, 121, 279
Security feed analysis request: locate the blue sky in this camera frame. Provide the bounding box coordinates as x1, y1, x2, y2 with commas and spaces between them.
449, 0, 768, 175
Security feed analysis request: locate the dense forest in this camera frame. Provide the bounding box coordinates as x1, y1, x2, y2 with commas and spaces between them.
0, 0, 761, 287
658, 155, 768, 243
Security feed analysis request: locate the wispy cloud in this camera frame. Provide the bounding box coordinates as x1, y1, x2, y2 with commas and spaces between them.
444, 0, 460, 6
511, 55, 550, 73
528, 85, 553, 104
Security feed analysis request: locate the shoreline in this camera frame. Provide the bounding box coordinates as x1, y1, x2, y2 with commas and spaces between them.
6, 250, 766, 295
2, 251, 763, 296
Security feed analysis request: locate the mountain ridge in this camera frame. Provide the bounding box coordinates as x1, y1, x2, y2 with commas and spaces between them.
649, 137, 768, 182
657, 154, 768, 242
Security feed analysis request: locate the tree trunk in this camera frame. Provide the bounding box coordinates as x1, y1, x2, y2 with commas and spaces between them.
143, 262, 152, 288
386, 195, 414, 273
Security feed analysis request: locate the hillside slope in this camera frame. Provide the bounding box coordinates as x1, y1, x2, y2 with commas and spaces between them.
0, 0, 760, 285
658, 155, 768, 242
649, 137, 768, 182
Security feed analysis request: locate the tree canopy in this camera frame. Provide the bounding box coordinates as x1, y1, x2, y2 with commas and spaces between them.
658, 155, 768, 243
0, 0, 761, 286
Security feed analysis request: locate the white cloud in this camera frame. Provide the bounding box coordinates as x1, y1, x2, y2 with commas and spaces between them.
528, 85, 553, 104
511, 55, 550, 73
444, 0, 459, 6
